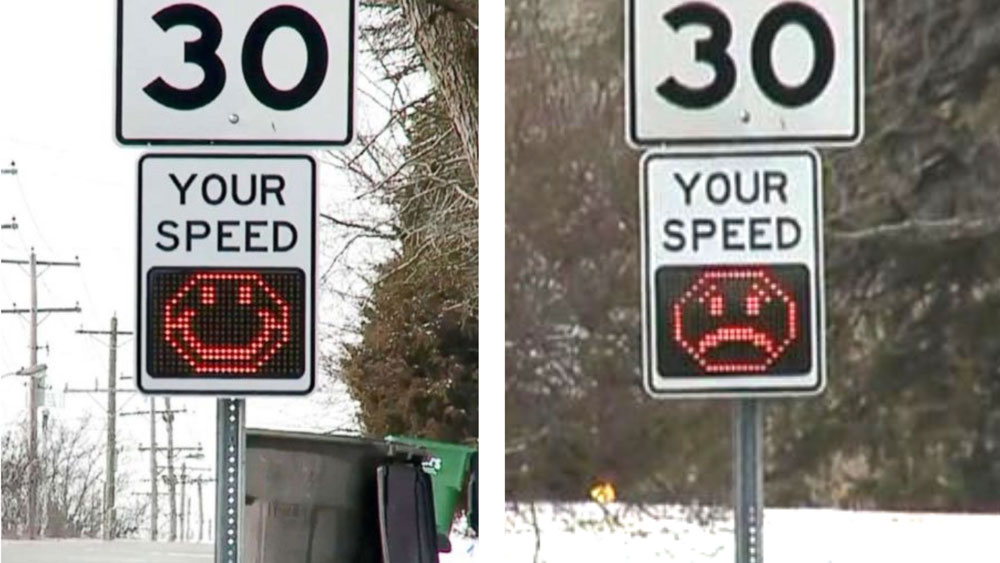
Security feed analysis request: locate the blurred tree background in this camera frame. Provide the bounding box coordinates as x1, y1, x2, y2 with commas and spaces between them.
326, 1, 478, 442
506, 0, 1000, 511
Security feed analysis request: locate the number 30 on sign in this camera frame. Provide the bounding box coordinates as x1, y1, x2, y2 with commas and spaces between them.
117, 0, 355, 145
627, 0, 863, 146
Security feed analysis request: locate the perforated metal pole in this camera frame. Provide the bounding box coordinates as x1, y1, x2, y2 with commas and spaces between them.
150, 397, 158, 541
215, 399, 245, 563
734, 399, 764, 563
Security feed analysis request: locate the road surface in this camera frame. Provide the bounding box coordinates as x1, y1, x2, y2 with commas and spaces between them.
2, 540, 213, 563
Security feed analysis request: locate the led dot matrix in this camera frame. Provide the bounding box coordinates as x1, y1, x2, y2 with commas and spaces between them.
148, 268, 305, 378
657, 265, 812, 377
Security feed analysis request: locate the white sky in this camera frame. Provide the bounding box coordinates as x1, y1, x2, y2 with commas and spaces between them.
0, 0, 405, 540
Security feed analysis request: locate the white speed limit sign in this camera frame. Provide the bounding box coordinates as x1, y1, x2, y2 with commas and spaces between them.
627, 0, 863, 147
116, 0, 355, 145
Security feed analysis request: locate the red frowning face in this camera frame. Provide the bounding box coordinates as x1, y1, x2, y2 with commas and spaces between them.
163, 272, 291, 374
671, 268, 799, 373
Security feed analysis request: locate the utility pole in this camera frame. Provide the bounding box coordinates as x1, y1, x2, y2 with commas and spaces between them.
2, 249, 81, 539
179, 463, 187, 542
123, 398, 161, 540
137, 439, 202, 543
141, 468, 212, 544
121, 401, 189, 541
165, 397, 177, 541
181, 472, 214, 543
197, 478, 204, 542
63, 380, 138, 535
76, 315, 133, 541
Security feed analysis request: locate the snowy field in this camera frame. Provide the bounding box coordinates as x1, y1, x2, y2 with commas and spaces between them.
441, 535, 478, 562
0, 536, 477, 563
505, 503, 1000, 562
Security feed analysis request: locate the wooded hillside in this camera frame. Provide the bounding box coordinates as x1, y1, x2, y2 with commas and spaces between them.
506, 0, 1000, 511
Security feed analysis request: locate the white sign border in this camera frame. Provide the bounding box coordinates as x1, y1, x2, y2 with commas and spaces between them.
115, 0, 357, 147
625, 0, 865, 148
640, 148, 826, 399
136, 153, 318, 396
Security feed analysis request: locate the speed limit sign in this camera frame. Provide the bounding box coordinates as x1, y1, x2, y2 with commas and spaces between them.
627, 0, 863, 147
116, 0, 355, 145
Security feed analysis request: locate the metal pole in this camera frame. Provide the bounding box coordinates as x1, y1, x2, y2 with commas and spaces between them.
216, 398, 245, 563
150, 397, 159, 541
27, 250, 38, 539
734, 399, 764, 563
104, 315, 118, 540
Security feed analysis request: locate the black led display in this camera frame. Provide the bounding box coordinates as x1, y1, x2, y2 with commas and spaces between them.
147, 267, 305, 378
655, 264, 811, 377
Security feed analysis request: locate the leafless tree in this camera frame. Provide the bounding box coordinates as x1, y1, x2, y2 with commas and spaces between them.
2, 416, 146, 539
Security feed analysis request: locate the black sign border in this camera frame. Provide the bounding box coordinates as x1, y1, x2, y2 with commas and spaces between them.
641, 150, 825, 398
115, 0, 356, 146
626, 0, 863, 148
136, 153, 317, 395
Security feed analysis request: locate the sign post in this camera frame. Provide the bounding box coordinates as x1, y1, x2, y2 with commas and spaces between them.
641, 149, 825, 563
629, 2, 863, 559
734, 399, 764, 563
215, 398, 245, 563
120, 1, 355, 558
136, 154, 317, 562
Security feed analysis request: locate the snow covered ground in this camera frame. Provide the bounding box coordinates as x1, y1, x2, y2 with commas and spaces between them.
439, 515, 478, 562
505, 502, 1000, 562
441, 535, 478, 562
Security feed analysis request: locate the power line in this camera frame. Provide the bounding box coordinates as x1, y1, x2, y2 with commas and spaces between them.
9, 164, 55, 254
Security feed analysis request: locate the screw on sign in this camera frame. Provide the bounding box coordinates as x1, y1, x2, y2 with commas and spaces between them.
148, 268, 305, 378
660, 265, 810, 376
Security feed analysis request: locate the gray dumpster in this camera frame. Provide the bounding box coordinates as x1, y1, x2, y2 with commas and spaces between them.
244, 429, 431, 563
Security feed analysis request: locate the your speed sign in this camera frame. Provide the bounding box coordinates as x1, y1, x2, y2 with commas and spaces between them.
641, 150, 825, 398
116, 0, 355, 145
627, 0, 863, 146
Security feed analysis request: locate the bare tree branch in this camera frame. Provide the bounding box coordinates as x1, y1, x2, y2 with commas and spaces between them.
320, 213, 397, 239
829, 216, 1000, 243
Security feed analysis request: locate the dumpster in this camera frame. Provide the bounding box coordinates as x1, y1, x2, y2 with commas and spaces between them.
385, 436, 477, 543
245, 429, 439, 563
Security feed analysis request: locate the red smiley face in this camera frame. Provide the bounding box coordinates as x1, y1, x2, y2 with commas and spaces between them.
163, 272, 291, 374
671, 268, 799, 373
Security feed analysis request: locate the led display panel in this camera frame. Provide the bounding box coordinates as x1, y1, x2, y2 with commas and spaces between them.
655, 264, 811, 377
147, 267, 305, 378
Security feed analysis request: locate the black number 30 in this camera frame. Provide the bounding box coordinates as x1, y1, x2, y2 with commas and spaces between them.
657, 1, 835, 109
143, 3, 329, 111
